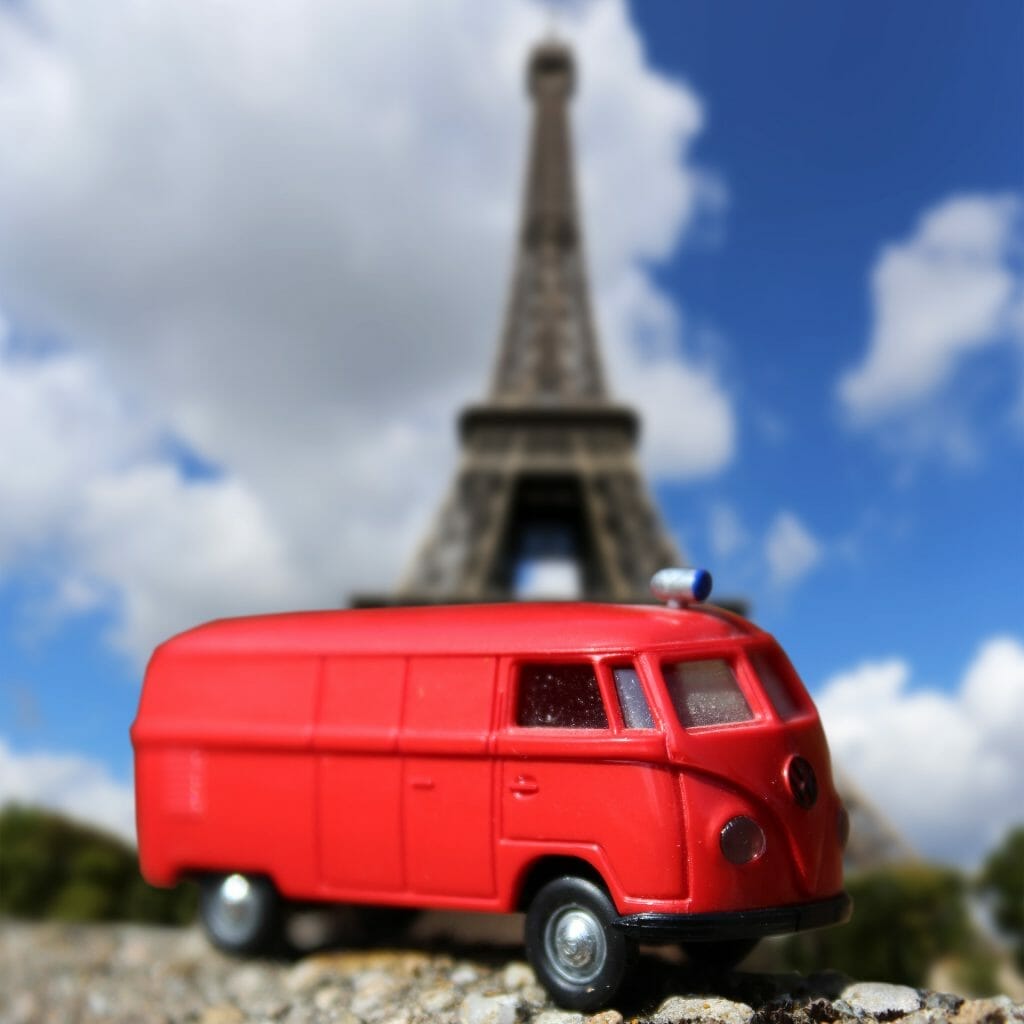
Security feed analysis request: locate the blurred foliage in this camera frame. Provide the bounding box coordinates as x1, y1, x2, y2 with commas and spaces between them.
951, 947, 1001, 998
0, 803, 196, 924
978, 825, 1024, 971
778, 862, 990, 989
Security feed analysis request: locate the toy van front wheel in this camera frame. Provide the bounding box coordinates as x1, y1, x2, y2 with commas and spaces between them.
525, 876, 634, 1011
199, 872, 282, 955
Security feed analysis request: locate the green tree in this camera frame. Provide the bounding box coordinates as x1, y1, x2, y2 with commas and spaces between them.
780, 863, 977, 987
0, 803, 196, 924
978, 825, 1024, 971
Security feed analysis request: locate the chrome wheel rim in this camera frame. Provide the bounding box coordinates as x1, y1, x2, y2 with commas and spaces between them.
543, 904, 606, 985
209, 873, 261, 944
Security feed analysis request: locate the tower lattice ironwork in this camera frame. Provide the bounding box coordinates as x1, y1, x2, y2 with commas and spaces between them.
394, 40, 681, 604
364, 39, 915, 875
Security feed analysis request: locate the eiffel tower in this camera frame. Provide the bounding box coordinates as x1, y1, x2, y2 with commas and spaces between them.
359, 36, 914, 873
389, 39, 681, 604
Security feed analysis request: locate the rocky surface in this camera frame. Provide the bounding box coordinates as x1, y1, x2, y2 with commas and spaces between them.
1, 922, 1021, 1024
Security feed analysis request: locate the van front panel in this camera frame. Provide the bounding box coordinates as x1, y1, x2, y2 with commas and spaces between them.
641, 644, 845, 915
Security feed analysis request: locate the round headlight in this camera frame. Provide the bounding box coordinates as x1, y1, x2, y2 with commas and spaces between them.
720, 816, 766, 865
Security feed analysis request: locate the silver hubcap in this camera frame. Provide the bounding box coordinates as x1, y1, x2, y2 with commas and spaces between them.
211, 874, 260, 943
544, 905, 606, 985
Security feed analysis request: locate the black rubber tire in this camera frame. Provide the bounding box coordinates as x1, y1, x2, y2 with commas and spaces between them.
199, 873, 282, 955
682, 938, 759, 972
525, 876, 633, 1012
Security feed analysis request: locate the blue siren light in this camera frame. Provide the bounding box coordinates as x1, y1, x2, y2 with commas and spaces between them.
650, 567, 713, 607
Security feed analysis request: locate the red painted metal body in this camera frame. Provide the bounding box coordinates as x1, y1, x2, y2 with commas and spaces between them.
132, 601, 846, 921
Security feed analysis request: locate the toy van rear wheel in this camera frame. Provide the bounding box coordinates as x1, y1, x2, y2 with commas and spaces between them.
525, 876, 633, 1011
200, 872, 282, 955
682, 938, 759, 972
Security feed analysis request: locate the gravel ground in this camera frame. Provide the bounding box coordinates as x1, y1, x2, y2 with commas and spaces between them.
1, 921, 1021, 1024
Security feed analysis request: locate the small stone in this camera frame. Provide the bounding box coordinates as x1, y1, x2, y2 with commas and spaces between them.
250, 998, 289, 1019
459, 992, 523, 1024
502, 962, 536, 990
953, 996, 1020, 1024
114, 932, 153, 969
228, 964, 270, 1001
522, 984, 550, 1009
901, 1010, 947, 1024
7, 992, 40, 1024
199, 1007, 245, 1024
452, 964, 482, 986
282, 1007, 316, 1024
805, 999, 840, 1023
314, 986, 344, 1012
421, 985, 460, 1012
534, 1011, 584, 1024
654, 995, 754, 1024
351, 969, 404, 1017
176, 927, 213, 963
86, 991, 112, 1017
379, 1014, 412, 1024
285, 958, 330, 994
842, 981, 922, 1018
925, 992, 965, 1013
587, 1012, 623, 1024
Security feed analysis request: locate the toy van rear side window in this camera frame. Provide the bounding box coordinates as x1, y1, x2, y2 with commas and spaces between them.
516, 663, 608, 729
611, 665, 655, 729
663, 658, 754, 728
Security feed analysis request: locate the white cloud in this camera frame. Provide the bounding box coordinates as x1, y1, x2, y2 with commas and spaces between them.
764, 511, 822, 587
0, 324, 448, 656
0, 737, 136, 844
601, 269, 736, 477
839, 193, 1024, 451
0, 328, 328, 656
708, 502, 748, 558
0, 326, 146, 562
817, 636, 1024, 867
0, 0, 736, 658
76, 466, 310, 656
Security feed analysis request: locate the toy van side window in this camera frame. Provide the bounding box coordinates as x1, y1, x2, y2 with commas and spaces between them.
662, 658, 754, 728
516, 663, 608, 729
611, 666, 655, 729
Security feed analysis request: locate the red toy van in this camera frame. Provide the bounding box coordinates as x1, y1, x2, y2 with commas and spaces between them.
132, 569, 850, 1010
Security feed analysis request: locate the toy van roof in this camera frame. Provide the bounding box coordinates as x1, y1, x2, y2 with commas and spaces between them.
153, 602, 767, 661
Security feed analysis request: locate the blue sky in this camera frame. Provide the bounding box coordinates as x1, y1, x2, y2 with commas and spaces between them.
640, 1, 1023, 675
0, 0, 1021, 867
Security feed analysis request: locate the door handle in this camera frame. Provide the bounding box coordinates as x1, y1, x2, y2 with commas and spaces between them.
509, 775, 539, 797
409, 776, 435, 791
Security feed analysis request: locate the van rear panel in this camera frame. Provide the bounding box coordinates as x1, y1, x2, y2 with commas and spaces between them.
133, 647, 321, 890
135, 747, 317, 890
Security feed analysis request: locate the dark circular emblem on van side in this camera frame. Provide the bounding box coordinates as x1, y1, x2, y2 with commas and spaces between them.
787, 756, 818, 809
